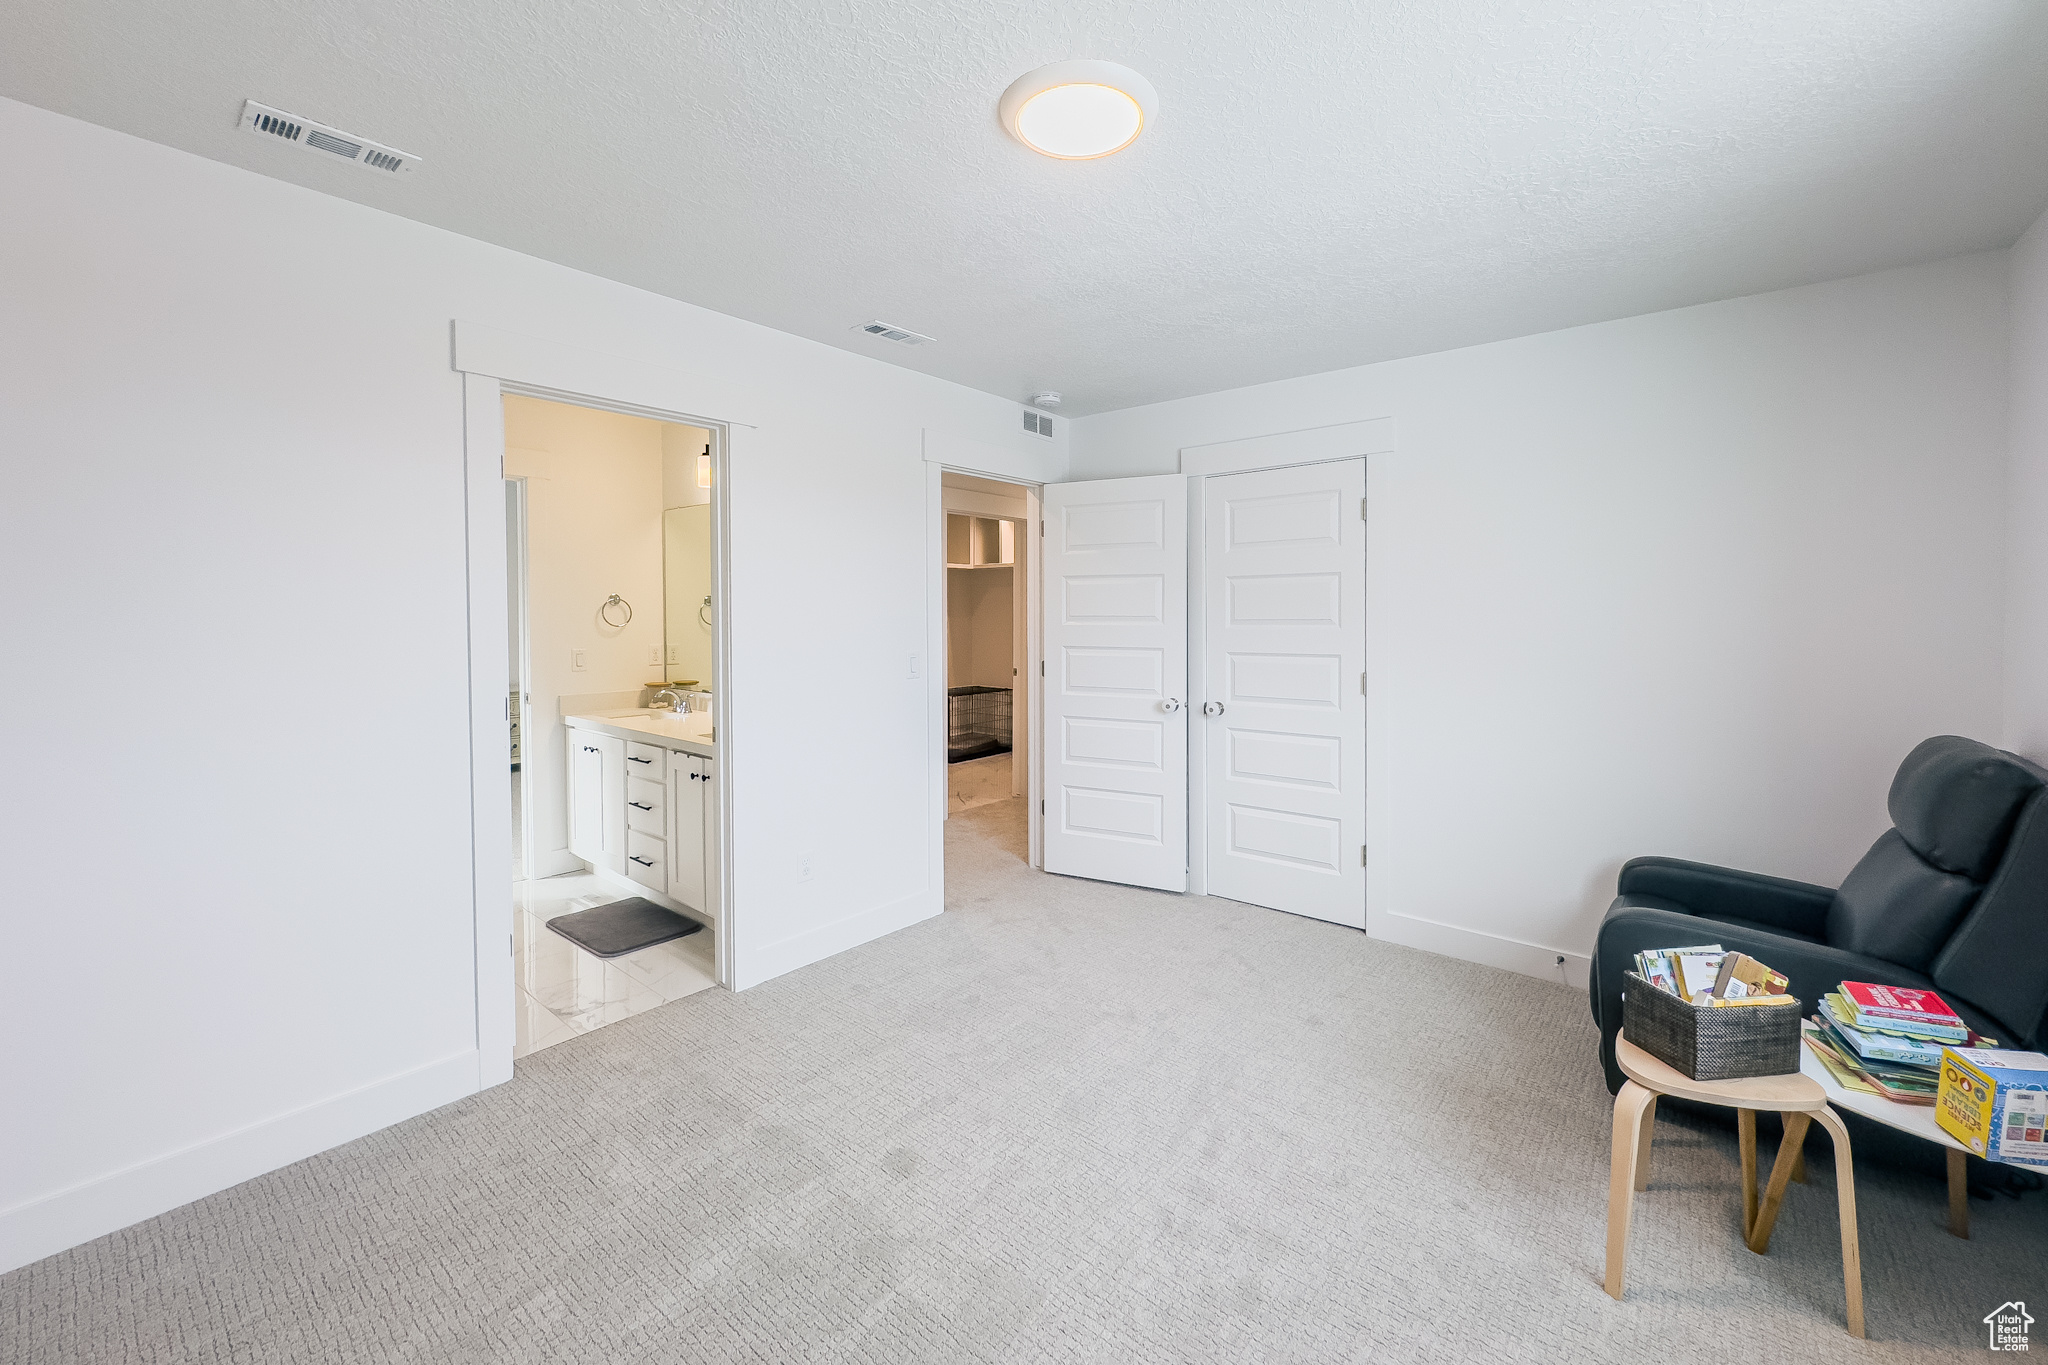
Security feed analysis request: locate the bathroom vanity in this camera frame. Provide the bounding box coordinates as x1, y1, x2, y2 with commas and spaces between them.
564, 709, 718, 928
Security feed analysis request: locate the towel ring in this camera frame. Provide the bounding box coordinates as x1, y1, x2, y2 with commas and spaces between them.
698, 594, 713, 627
600, 594, 632, 627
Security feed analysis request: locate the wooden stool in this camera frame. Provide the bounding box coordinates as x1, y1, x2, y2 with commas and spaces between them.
1605, 1032, 1864, 1338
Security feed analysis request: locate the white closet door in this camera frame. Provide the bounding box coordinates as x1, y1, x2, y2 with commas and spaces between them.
1201, 459, 1364, 926
1041, 475, 1188, 891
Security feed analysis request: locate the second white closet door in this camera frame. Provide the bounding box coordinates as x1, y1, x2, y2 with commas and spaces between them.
1201, 459, 1365, 927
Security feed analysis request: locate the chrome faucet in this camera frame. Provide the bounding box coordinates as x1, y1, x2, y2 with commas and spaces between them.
649, 688, 687, 713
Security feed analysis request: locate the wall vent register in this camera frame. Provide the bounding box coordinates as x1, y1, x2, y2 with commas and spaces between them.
238, 99, 420, 174
1023, 409, 1055, 438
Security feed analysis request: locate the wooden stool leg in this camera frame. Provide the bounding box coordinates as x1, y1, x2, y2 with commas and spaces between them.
1791, 1144, 1807, 1185
1606, 1081, 1657, 1299
1947, 1146, 1969, 1239
1747, 1111, 1812, 1254
1810, 1107, 1863, 1338
1738, 1109, 1758, 1236
1634, 1093, 1659, 1191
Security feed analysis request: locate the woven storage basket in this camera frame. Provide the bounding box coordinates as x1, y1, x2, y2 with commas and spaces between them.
1622, 972, 1802, 1080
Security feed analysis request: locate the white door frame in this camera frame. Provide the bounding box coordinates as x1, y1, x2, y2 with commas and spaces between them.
1180, 419, 1395, 911
455, 321, 744, 1088
927, 466, 1045, 867
506, 475, 535, 882
940, 486, 1035, 800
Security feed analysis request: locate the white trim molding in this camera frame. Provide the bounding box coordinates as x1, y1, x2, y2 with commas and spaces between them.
1179, 417, 1396, 476
1372, 911, 1592, 991
453, 321, 758, 428
0, 1051, 479, 1275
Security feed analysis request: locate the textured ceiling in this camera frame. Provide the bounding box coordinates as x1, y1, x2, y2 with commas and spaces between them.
7, 2, 2048, 415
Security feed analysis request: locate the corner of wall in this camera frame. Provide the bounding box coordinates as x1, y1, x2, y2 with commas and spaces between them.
2005, 204, 2048, 764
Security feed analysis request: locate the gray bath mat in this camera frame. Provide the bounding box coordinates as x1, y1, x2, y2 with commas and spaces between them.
545, 898, 702, 958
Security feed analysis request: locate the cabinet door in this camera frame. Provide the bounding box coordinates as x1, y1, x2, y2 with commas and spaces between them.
596, 734, 626, 874
568, 735, 607, 863
700, 757, 718, 925
668, 752, 707, 914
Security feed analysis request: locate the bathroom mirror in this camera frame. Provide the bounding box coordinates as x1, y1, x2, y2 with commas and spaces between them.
663, 503, 714, 689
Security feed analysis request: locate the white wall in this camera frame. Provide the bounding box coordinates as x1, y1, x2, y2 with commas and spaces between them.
504, 396, 667, 874
2006, 207, 2048, 765
1071, 255, 2012, 981
0, 95, 1063, 1273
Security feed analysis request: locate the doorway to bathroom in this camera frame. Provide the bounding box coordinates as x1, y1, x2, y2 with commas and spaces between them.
501, 393, 727, 1059
941, 471, 1039, 869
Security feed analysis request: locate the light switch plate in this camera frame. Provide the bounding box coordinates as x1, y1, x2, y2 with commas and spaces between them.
571, 649, 587, 672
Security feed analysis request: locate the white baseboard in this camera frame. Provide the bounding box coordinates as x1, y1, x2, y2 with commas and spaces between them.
532, 848, 584, 879
0, 1050, 479, 1276
1371, 911, 1591, 991
736, 887, 941, 991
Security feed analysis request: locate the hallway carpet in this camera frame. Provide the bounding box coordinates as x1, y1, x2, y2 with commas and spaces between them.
5, 798, 2041, 1362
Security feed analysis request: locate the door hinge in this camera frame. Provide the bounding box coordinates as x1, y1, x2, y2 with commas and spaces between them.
1360, 496, 1367, 521
1040, 799, 1045, 813
1040, 660, 1046, 676
1040, 520, 1046, 537
1360, 671, 1368, 696
1362, 845, 1369, 866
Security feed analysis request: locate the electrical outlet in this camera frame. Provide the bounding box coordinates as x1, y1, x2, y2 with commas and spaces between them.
797, 850, 813, 882
571, 649, 587, 672
667, 644, 681, 664
647, 644, 661, 666
908, 652, 921, 678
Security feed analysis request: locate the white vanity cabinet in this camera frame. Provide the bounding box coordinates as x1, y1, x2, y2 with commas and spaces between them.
667, 751, 714, 915
567, 731, 625, 874
565, 716, 717, 928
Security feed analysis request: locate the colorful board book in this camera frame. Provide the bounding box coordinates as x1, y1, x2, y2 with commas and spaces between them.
1839, 982, 1968, 1042
1819, 994, 1949, 1066
1937, 1048, 2048, 1168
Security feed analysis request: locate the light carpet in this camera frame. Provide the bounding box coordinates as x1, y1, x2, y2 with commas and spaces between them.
4, 797, 2042, 1362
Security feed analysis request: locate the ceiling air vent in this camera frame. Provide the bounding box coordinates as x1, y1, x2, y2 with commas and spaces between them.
854, 320, 934, 346
238, 100, 420, 175
1022, 409, 1055, 438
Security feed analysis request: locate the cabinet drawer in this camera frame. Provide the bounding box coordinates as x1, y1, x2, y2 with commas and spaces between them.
625, 777, 665, 834
625, 830, 666, 890
624, 742, 665, 778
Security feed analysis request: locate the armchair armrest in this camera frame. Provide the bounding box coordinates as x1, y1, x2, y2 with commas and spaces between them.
1617, 856, 1835, 941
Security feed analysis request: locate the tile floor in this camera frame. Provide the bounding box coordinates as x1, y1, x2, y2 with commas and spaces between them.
512, 871, 718, 1058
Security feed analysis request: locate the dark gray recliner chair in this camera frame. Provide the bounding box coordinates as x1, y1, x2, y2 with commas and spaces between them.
1589, 736, 2048, 1095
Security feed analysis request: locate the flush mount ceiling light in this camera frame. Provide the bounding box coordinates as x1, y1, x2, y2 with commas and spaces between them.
1000, 60, 1156, 160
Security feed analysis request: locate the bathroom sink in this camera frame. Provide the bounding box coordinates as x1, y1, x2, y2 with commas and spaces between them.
607, 711, 713, 743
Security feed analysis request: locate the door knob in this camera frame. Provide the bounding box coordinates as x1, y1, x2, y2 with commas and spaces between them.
1202, 701, 1225, 717
1161, 698, 1183, 713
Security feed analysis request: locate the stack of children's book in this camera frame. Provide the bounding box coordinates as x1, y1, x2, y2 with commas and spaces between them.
1802, 981, 1999, 1105
1633, 944, 1794, 1006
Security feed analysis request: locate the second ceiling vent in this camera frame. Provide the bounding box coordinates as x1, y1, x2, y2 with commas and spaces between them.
239, 100, 420, 175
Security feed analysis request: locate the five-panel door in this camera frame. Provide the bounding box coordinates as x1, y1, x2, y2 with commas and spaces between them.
1039, 474, 1188, 892
1199, 459, 1366, 926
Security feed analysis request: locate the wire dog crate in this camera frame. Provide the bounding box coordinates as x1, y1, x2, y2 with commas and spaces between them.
947, 686, 1013, 764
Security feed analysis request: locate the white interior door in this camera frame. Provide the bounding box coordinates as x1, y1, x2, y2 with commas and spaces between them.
1041, 475, 1188, 891
1200, 459, 1365, 926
